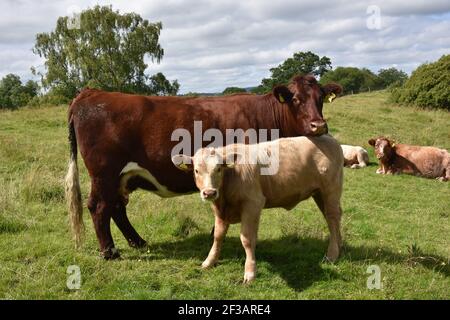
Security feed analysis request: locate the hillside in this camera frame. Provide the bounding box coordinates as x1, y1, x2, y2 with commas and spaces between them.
0, 91, 449, 299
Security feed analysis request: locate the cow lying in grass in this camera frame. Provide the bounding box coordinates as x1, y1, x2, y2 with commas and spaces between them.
368, 137, 450, 181
172, 135, 344, 283
341, 144, 369, 169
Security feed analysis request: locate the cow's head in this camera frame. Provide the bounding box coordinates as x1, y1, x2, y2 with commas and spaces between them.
172, 148, 241, 202
273, 74, 342, 136
368, 137, 395, 161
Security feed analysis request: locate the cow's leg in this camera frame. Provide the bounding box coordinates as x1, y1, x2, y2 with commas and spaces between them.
313, 192, 342, 262
202, 215, 229, 269
356, 152, 368, 168
88, 179, 119, 260
440, 161, 450, 181
239, 202, 263, 284
112, 201, 147, 249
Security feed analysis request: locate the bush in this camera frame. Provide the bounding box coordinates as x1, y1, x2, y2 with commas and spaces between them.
222, 87, 247, 95
390, 55, 450, 110
27, 93, 71, 107
320, 67, 366, 94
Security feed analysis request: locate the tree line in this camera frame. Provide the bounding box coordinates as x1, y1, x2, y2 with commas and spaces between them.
222, 51, 449, 110
222, 51, 407, 95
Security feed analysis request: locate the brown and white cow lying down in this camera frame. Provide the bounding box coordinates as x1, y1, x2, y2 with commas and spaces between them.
368, 137, 450, 181
172, 135, 344, 283
340, 144, 369, 169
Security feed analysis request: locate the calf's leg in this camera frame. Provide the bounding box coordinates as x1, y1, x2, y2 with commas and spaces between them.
313, 193, 342, 262
239, 203, 262, 284
202, 215, 229, 269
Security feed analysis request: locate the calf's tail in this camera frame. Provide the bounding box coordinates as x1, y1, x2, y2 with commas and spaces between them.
64, 116, 84, 248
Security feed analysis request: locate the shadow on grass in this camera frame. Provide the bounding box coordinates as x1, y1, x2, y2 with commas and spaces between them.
129, 233, 449, 291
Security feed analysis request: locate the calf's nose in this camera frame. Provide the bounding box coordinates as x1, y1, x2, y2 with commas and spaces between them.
202, 189, 217, 199
310, 121, 327, 135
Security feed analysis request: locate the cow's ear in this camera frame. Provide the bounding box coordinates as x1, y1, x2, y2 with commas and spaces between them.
368, 139, 376, 146
322, 83, 343, 103
171, 154, 193, 171
223, 152, 243, 169
387, 138, 396, 148
273, 85, 293, 104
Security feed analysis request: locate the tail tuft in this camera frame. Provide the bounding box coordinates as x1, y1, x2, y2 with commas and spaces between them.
65, 119, 84, 248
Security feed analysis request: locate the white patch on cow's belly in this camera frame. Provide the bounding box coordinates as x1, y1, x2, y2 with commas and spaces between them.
119, 162, 180, 198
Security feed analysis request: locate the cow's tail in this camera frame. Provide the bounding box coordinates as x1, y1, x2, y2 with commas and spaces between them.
65, 114, 84, 248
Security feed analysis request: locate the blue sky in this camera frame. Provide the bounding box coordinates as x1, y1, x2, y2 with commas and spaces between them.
1, 0, 449, 93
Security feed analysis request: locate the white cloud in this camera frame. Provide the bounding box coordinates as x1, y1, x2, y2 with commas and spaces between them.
0, 0, 449, 93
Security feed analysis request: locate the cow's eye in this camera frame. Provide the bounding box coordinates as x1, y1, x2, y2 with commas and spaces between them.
195, 169, 198, 174
292, 97, 300, 104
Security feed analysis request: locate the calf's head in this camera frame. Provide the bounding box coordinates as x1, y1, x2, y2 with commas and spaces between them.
272, 74, 342, 136
368, 137, 395, 161
172, 148, 240, 202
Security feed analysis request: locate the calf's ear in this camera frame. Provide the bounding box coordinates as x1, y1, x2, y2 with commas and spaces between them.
368, 139, 376, 146
322, 83, 343, 103
171, 154, 193, 171
273, 85, 293, 104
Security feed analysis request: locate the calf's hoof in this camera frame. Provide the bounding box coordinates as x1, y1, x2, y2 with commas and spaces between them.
243, 272, 256, 284
322, 254, 339, 264
102, 248, 120, 260
201, 259, 216, 269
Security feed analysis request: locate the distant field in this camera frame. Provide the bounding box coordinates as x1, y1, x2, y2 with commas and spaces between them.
0, 90, 449, 299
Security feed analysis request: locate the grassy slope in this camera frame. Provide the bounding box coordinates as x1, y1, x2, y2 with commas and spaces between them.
0, 90, 449, 299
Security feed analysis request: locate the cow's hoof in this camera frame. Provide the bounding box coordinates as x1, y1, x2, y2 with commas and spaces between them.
103, 248, 120, 260
128, 238, 147, 249
243, 272, 255, 284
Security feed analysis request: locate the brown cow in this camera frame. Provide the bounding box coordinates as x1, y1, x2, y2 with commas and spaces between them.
65, 74, 342, 259
172, 135, 344, 283
368, 137, 450, 181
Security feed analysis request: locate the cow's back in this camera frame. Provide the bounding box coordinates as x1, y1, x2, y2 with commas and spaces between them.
394, 144, 448, 178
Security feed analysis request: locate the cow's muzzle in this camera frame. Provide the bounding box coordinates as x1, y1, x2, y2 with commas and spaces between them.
310, 121, 328, 135
201, 188, 218, 201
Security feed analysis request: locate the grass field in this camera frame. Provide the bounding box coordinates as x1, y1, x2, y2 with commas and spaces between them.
0, 90, 449, 299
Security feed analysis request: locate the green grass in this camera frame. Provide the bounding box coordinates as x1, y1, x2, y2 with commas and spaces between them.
0, 90, 449, 299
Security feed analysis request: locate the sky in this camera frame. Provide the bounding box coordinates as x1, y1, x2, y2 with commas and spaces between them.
0, 0, 449, 93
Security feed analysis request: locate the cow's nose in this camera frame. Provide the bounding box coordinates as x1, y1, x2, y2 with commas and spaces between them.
310, 121, 327, 135
202, 189, 217, 199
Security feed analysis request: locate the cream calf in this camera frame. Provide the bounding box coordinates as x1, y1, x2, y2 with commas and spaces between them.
172, 135, 344, 283
341, 144, 369, 169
